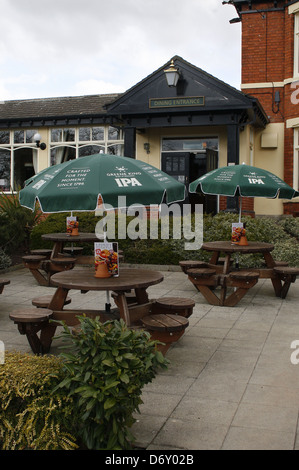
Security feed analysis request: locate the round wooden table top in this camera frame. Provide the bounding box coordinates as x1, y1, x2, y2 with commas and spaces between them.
201, 241, 275, 254
50, 267, 164, 292
42, 232, 103, 242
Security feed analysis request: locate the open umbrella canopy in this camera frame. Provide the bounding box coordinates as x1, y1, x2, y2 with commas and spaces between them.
19, 153, 186, 213
189, 163, 299, 200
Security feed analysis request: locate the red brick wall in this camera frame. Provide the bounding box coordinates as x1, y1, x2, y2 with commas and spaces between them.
219, 196, 255, 216
239, 2, 298, 215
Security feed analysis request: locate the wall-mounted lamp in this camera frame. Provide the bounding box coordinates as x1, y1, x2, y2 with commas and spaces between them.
164, 60, 180, 87
144, 142, 150, 154
33, 133, 47, 150
273, 90, 280, 114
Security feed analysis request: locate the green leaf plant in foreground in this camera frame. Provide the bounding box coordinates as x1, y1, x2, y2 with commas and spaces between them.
54, 317, 169, 450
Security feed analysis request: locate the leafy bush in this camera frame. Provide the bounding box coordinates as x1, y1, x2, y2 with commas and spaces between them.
29, 212, 99, 254
0, 191, 41, 255
55, 317, 169, 450
0, 351, 78, 450
0, 248, 11, 270
29, 211, 299, 267
279, 217, 299, 239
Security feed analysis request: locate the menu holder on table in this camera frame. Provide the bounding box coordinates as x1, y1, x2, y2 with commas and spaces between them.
94, 242, 119, 278
231, 223, 243, 244
66, 216, 79, 236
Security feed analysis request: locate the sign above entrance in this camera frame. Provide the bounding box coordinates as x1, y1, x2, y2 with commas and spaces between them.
149, 96, 204, 109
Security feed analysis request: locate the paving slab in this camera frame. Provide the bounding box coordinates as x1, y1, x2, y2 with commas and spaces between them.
1, 265, 299, 450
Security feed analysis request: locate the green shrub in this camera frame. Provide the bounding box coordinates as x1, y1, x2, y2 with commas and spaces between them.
0, 351, 78, 450
0, 191, 41, 255
0, 248, 11, 270
55, 317, 169, 450
29, 212, 299, 267
279, 217, 299, 239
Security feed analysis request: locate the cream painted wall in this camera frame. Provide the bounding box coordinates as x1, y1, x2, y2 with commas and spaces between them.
35, 123, 292, 216
35, 128, 50, 172
238, 123, 299, 216
136, 126, 228, 170
254, 123, 285, 216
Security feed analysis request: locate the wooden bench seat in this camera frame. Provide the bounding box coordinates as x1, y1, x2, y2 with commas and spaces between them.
22, 255, 49, 286
23, 254, 47, 268
63, 246, 84, 256
44, 257, 77, 273
141, 313, 189, 355
30, 249, 52, 259
179, 260, 208, 274
9, 308, 53, 354
187, 268, 217, 285
229, 270, 260, 283
32, 294, 72, 308
273, 266, 299, 298
154, 297, 195, 318
0, 279, 10, 294
110, 297, 190, 355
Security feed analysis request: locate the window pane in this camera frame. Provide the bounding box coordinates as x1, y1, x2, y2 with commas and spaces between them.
51, 129, 63, 142
107, 144, 123, 155
14, 130, 24, 144
79, 128, 90, 141
108, 126, 120, 140
25, 129, 38, 143
0, 131, 10, 145
79, 145, 104, 157
162, 137, 218, 152
51, 146, 76, 165
0, 149, 10, 191
14, 148, 35, 190
63, 128, 75, 142
92, 127, 104, 140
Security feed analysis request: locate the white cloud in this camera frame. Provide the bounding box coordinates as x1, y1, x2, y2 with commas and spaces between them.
0, 0, 241, 99
71, 79, 126, 96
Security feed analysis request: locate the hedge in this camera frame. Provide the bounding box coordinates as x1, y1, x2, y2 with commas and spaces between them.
29, 212, 299, 267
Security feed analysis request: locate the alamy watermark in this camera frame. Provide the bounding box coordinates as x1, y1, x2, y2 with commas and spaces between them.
95, 196, 203, 250
290, 340, 299, 365
291, 81, 299, 105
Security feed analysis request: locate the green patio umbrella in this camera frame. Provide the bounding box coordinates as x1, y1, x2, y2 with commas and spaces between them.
189, 163, 299, 222
19, 153, 186, 213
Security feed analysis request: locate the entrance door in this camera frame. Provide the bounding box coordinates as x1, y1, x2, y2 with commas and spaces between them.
161, 152, 189, 185
189, 149, 218, 214
162, 149, 218, 214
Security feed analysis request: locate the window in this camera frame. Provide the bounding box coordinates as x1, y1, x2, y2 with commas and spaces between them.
295, 13, 299, 77
51, 128, 75, 142
0, 148, 11, 191
50, 126, 124, 165
162, 137, 218, 152
0, 129, 38, 191
13, 129, 38, 144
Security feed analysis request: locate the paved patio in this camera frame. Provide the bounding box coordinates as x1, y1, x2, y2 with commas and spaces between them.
1, 264, 299, 450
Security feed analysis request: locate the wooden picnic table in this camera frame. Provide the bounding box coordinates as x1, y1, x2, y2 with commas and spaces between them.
41, 232, 103, 260
181, 241, 299, 306
201, 241, 276, 274
39, 267, 164, 352
23, 232, 104, 286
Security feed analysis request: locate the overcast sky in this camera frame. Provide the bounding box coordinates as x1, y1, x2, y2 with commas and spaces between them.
0, 0, 241, 101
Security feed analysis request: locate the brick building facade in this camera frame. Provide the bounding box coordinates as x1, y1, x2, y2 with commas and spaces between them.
230, 0, 299, 215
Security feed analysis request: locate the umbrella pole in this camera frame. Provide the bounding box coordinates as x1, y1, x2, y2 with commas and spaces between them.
102, 227, 111, 312
239, 197, 242, 224
235, 197, 242, 270
105, 291, 111, 312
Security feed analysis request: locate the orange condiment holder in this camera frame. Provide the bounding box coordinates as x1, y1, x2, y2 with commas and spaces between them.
94, 261, 111, 278
239, 234, 249, 246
